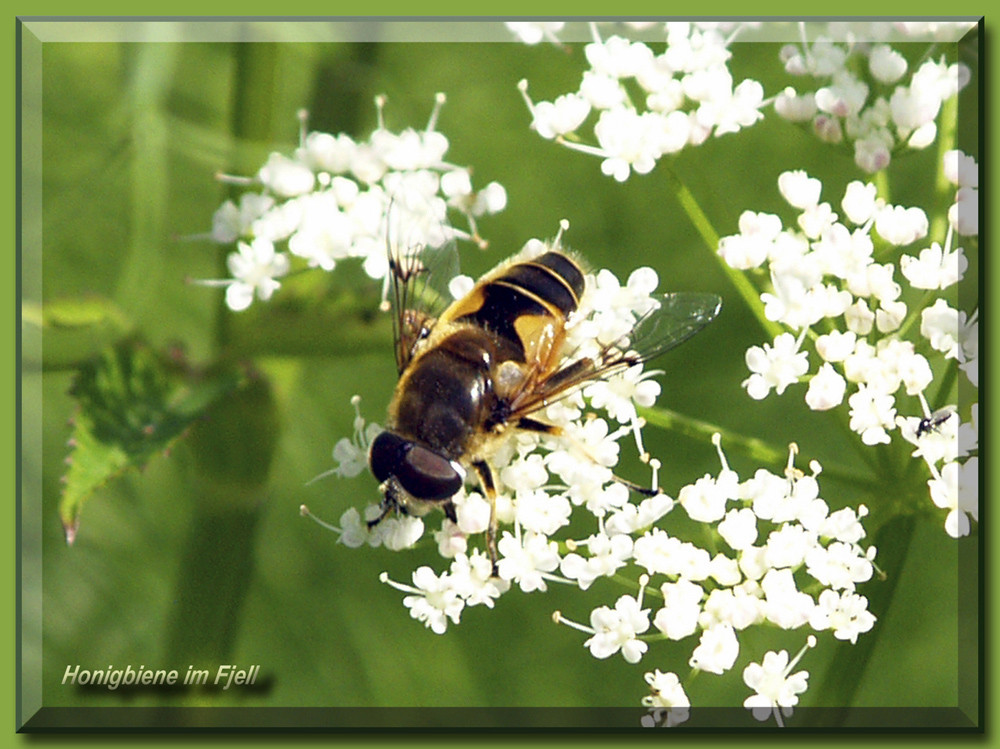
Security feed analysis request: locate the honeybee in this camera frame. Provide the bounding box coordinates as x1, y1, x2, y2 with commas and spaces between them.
368, 238, 721, 573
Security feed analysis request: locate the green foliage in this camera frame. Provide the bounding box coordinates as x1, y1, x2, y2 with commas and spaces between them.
27, 27, 978, 722
61, 338, 245, 542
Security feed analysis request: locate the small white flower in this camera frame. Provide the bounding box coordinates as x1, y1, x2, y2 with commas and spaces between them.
496, 531, 561, 592
642, 670, 690, 724
950, 185, 979, 237
505, 21, 565, 45
809, 589, 875, 643
211, 193, 275, 243
742, 643, 812, 726
653, 579, 704, 640
844, 299, 875, 335
222, 238, 290, 312
530, 93, 592, 140
805, 363, 847, 411
760, 568, 815, 629
449, 551, 509, 608
515, 488, 572, 536
584, 594, 651, 663
382, 567, 464, 635
257, 152, 316, 197
900, 242, 967, 290
944, 149, 979, 188
868, 44, 908, 84
774, 87, 817, 122
374, 515, 425, 551
678, 469, 738, 523
701, 584, 764, 630
743, 333, 809, 399
559, 533, 633, 590
815, 71, 869, 118
718, 507, 759, 551
804, 541, 874, 592
920, 299, 961, 359
764, 524, 817, 570
453, 491, 493, 535
841, 181, 879, 226
848, 384, 896, 445
689, 622, 739, 674
929, 461, 970, 538
874, 204, 928, 246
335, 507, 370, 549
594, 107, 666, 181
778, 170, 822, 210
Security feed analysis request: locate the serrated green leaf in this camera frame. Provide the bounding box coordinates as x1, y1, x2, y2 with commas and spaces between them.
60, 339, 244, 543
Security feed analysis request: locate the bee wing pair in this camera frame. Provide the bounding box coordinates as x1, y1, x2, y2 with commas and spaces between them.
503, 289, 723, 420
387, 238, 722, 420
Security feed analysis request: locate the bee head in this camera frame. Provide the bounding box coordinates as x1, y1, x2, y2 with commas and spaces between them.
368, 431, 464, 502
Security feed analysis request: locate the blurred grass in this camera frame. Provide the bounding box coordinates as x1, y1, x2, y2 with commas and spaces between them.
31, 30, 975, 716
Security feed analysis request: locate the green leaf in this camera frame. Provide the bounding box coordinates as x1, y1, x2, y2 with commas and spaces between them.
60, 339, 245, 543
23, 295, 133, 369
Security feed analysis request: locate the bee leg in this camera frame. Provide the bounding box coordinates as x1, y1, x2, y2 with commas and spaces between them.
516, 418, 661, 496
515, 417, 562, 436
443, 499, 458, 524
368, 480, 407, 528
366, 502, 394, 529
611, 475, 660, 497
472, 460, 499, 577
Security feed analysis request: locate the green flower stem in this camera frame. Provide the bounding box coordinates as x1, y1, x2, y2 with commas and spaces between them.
114, 43, 176, 322
163, 46, 282, 691
662, 163, 784, 342
896, 288, 936, 341
215, 43, 281, 349
931, 355, 960, 412
931, 94, 959, 244
638, 405, 876, 491
639, 405, 784, 466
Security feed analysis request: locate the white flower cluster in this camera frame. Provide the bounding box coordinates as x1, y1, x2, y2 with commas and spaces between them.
197, 95, 506, 311
625, 440, 874, 721
719, 153, 978, 538
775, 32, 971, 172
515, 22, 766, 181
644, 634, 817, 728
315, 245, 876, 710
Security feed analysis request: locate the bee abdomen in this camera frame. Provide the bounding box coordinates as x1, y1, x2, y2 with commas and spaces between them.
459, 251, 584, 360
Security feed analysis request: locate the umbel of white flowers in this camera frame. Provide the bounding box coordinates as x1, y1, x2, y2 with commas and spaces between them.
511, 20, 973, 175
306, 237, 877, 717
194, 94, 507, 311
718, 152, 978, 538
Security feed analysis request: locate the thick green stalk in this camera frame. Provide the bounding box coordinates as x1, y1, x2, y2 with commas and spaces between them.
115, 41, 176, 321
662, 163, 784, 342
164, 45, 282, 687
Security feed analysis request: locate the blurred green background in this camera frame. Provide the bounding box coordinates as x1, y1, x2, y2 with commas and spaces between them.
22, 22, 978, 723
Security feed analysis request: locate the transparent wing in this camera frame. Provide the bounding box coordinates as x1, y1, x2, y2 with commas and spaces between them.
625, 292, 724, 363
385, 199, 461, 373
507, 291, 722, 419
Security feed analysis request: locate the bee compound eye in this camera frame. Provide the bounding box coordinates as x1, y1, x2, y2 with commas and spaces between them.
368, 431, 409, 484
399, 444, 463, 501
369, 432, 463, 501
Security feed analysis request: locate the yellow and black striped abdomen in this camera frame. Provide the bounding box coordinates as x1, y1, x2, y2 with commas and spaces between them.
449, 251, 585, 363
